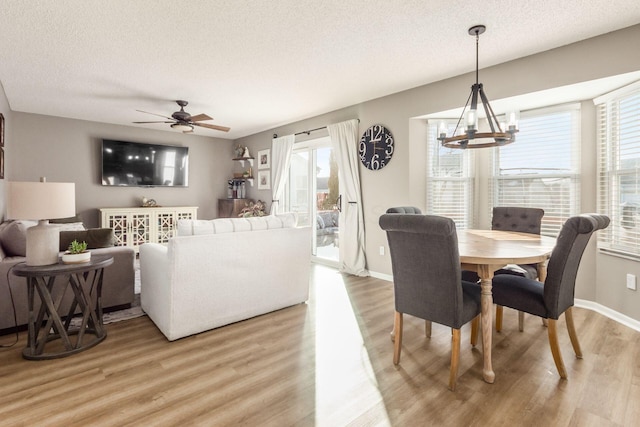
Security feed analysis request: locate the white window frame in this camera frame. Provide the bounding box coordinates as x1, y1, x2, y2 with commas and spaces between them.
595, 81, 640, 259
490, 104, 581, 237
426, 120, 475, 230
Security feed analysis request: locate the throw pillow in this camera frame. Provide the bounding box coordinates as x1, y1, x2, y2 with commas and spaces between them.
193, 220, 216, 235
176, 213, 298, 237
0, 220, 37, 257
55, 222, 86, 231
49, 215, 85, 232
49, 214, 83, 224
59, 228, 115, 251
276, 213, 298, 228
248, 216, 268, 230
211, 219, 234, 234
229, 218, 251, 232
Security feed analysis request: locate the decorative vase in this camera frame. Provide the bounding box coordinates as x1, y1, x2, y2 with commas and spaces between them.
62, 251, 91, 264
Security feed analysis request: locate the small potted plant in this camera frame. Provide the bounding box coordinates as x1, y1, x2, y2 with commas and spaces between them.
239, 200, 266, 217
62, 240, 91, 264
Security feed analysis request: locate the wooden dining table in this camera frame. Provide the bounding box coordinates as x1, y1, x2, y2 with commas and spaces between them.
457, 229, 556, 383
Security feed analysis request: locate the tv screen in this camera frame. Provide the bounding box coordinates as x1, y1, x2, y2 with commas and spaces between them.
101, 140, 189, 187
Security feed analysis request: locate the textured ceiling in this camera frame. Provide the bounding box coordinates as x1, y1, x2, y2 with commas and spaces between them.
1, 0, 639, 139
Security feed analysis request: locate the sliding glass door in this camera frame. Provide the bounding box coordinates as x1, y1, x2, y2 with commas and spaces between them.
286, 137, 340, 264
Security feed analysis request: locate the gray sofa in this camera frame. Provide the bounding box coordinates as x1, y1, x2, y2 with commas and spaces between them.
0, 219, 136, 332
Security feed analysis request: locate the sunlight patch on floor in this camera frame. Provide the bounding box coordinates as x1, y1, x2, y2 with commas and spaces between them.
313, 265, 391, 426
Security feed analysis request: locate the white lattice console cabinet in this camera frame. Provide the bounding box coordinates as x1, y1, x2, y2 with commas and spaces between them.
100, 207, 198, 253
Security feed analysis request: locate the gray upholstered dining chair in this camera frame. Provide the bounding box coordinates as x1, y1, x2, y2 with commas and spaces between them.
384, 206, 428, 337
493, 206, 545, 331
490, 213, 609, 379
379, 213, 481, 391
462, 206, 545, 331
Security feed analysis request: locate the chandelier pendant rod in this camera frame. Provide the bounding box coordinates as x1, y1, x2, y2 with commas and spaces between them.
479, 86, 501, 133
475, 28, 480, 87
451, 90, 473, 137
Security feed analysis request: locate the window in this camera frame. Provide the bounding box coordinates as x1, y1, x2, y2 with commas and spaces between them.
491, 105, 581, 237
426, 121, 474, 229
596, 82, 640, 258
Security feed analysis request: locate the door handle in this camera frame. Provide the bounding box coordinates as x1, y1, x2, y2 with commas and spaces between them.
337, 194, 342, 212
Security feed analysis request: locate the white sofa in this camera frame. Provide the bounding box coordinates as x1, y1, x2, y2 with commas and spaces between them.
139, 213, 311, 341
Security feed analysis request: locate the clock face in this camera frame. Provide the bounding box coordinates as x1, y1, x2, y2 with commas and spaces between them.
359, 124, 394, 170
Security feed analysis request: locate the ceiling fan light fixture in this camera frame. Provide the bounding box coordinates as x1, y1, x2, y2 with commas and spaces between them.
134, 100, 229, 134
437, 25, 518, 149
171, 123, 193, 132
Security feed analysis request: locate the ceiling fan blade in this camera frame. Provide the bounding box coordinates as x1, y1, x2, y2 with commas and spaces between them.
194, 122, 231, 132
132, 120, 174, 124
189, 113, 213, 122
136, 109, 174, 120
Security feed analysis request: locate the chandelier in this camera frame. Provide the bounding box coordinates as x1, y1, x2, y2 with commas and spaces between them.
438, 25, 518, 149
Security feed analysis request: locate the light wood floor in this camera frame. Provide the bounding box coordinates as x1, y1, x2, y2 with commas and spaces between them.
1, 264, 639, 426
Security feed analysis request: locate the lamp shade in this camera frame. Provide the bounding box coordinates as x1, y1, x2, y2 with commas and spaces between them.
6, 181, 76, 220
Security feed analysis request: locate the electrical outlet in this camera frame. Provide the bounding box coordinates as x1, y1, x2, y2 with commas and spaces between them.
379, 246, 385, 256
626, 274, 637, 291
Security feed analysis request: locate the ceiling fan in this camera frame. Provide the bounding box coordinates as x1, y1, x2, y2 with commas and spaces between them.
133, 100, 230, 134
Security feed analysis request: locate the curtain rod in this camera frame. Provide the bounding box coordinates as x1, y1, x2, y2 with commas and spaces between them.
272, 119, 359, 139
295, 126, 326, 136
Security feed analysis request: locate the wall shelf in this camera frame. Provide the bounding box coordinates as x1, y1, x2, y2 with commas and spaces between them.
231, 157, 255, 186
231, 177, 254, 186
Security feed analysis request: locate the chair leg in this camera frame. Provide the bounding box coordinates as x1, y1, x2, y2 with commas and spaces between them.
425, 320, 432, 338
496, 305, 504, 332
565, 307, 583, 359
393, 311, 403, 365
449, 328, 461, 391
496, 307, 525, 332
518, 311, 525, 332
547, 319, 568, 379
470, 315, 480, 347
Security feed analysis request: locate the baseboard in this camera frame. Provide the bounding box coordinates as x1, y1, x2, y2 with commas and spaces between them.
369, 270, 392, 282
370, 271, 640, 332
574, 299, 640, 332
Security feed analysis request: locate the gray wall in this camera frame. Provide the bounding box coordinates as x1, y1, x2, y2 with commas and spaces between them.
3, 24, 640, 322
0, 83, 11, 217
235, 24, 640, 321
9, 113, 233, 227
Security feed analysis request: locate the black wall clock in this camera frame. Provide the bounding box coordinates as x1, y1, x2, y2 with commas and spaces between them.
359, 124, 394, 170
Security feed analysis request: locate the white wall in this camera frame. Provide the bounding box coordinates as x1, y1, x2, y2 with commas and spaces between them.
234, 24, 640, 321
9, 113, 234, 227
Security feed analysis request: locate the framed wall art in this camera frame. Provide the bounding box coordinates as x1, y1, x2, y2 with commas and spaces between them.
0, 113, 4, 147
258, 170, 271, 190
0, 113, 4, 179
258, 149, 270, 169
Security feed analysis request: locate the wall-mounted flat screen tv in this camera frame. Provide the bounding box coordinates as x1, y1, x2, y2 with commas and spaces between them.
101, 139, 189, 187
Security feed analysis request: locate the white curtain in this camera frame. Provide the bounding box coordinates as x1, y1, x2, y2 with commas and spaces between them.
327, 119, 368, 276
270, 134, 295, 214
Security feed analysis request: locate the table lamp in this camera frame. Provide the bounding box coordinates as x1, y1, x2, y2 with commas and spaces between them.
6, 179, 76, 266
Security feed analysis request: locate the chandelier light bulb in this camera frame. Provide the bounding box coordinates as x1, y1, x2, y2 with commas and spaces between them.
466, 109, 477, 130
